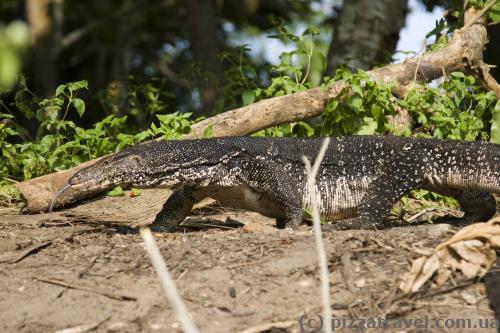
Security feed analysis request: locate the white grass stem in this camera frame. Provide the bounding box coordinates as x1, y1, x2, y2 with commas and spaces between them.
140, 228, 200, 333
302, 137, 331, 332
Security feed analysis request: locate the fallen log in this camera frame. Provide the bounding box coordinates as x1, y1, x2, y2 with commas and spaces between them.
16, 9, 496, 213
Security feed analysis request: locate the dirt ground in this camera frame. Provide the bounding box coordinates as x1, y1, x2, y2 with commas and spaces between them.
0, 190, 498, 333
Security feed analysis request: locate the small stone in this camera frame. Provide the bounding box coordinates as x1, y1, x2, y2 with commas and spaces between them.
108, 322, 127, 331
354, 278, 365, 288
229, 286, 236, 298
298, 279, 313, 288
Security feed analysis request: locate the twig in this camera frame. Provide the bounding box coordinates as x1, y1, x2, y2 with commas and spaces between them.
463, 0, 498, 30
175, 269, 189, 282
59, 1, 142, 51
1, 176, 18, 183
140, 227, 200, 333
1, 241, 53, 264
392, 277, 477, 305
406, 207, 438, 223
54, 314, 111, 333
302, 137, 331, 333
412, 40, 427, 86
78, 246, 115, 279
36, 277, 136, 301
237, 320, 296, 333
300, 43, 314, 85
478, 61, 500, 99
180, 217, 244, 230
157, 59, 191, 88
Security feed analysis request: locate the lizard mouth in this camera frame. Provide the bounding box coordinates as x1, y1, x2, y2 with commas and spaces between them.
49, 181, 113, 212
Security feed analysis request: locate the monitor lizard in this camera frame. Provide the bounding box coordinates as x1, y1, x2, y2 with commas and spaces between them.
57, 136, 500, 232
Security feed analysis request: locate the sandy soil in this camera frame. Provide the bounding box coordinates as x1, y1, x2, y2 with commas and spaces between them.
0, 190, 497, 333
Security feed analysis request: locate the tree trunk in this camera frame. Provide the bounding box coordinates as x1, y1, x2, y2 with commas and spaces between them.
184, 0, 223, 116
26, 0, 62, 97
326, 0, 409, 74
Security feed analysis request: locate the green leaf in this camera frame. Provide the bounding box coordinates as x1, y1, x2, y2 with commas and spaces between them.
489, 1, 500, 24
67, 80, 88, 93
417, 113, 428, 126
302, 26, 320, 36
279, 52, 293, 65
491, 100, 500, 144
450, 72, 465, 79
242, 90, 255, 105
107, 186, 125, 197
370, 104, 382, 121
55, 84, 66, 97
72, 98, 85, 117
347, 95, 364, 113
356, 117, 378, 135
351, 84, 363, 97
204, 125, 214, 138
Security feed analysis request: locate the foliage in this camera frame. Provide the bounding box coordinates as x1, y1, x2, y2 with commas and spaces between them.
216, 18, 326, 115
401, 73, 496, 140
492, 100, 500, 144
252, 67, 497, 142
424, 0, 500, 51
216, 45, 261, 113
106, 186, 125, 197
320, 70, 399, 136
463, 0, 500, 24
98, 78, 176, 129
0, 79, 199, 199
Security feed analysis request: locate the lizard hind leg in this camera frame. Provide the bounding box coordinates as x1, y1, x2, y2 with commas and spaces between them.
435, 191, 497, 226
458, 192, 497, 223
343, 152, 428, 230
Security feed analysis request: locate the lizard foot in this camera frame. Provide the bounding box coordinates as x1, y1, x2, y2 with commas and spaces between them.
433, 215, 482, 228
149, 217, 179, 233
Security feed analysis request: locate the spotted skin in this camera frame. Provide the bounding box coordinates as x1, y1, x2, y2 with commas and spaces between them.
69, 136, 500, 232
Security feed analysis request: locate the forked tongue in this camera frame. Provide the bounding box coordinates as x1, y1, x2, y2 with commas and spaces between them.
49, 183, 71, 213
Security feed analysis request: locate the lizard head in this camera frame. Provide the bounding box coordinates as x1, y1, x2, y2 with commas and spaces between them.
50, 139, 209, 212
68, 150, 146, 192
49, 147, 152, 212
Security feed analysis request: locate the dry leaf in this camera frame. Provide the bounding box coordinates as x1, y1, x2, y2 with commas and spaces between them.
399, 217, 500, 294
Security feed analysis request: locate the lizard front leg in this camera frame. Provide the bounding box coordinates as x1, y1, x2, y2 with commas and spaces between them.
150, 186, 199, 232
